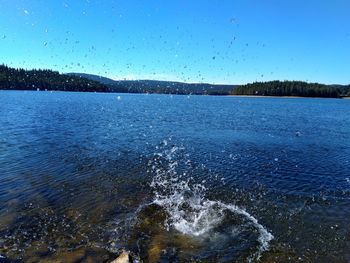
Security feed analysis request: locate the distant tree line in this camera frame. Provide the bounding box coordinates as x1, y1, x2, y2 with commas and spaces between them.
106, 80, 233, 95
0, 64, 109, 92
231, 81, 350, 98
0, 65, 233, 95
69, 73, 234, 95
1, 65, 349, 97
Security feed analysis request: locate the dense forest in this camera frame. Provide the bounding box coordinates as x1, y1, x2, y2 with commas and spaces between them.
1, 65, 349, 97
0, 64, 109, 92
0, 65, 233, 95
68, 73, 234, 95
232, 81, 350, 98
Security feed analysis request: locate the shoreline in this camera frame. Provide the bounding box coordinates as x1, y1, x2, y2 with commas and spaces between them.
1, 89, 349, 99
228, 94, 350, 99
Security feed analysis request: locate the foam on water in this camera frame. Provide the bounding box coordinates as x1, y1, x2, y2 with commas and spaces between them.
149, 144, 274, 261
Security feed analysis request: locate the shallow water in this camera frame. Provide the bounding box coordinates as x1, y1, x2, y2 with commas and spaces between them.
0, 91, 350, 262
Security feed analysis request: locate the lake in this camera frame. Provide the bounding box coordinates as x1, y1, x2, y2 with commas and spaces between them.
0, 91, 350, 262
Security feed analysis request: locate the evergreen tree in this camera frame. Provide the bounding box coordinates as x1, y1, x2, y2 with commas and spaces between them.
231, 81, 349, 98
0, 64, 109, 92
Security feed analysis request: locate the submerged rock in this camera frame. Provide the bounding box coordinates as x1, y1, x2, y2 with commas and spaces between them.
110, 251, 131, 263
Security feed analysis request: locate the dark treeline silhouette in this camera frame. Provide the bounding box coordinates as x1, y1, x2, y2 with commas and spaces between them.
1, 65, 349, 97
103, 80, 234, 95
0, 65, 234, 95
68, 73, 234, 95
231, 81, 350, 98
0, 64, 108, 92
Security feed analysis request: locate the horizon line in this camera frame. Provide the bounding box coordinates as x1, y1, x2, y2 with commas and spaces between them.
1, 63, 349, 86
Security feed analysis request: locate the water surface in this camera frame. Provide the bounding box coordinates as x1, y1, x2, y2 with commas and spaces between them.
0, 91, 350, 262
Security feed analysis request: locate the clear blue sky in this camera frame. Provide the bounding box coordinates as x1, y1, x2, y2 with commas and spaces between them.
0, 0, 349, 84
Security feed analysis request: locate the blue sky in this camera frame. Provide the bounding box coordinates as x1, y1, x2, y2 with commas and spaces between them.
0, 0, 349, 84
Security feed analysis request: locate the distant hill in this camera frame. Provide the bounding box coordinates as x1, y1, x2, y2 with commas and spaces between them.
67, 73, 235, 95
0, 65, 108, 92
68, 73, 118, 86
1, 64, 349, 98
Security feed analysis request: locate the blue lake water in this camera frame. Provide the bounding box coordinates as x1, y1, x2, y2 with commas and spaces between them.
0, 90, 350, 262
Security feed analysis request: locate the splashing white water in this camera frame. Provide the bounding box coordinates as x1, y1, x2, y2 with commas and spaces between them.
149, 145, 273, 262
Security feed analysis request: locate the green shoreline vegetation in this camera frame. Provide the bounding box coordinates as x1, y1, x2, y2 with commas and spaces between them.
1, 64, 349, 98
0, 64, 108, 93
231, 80, 350, 98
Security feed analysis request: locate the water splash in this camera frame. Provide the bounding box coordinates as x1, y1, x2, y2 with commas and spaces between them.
149, 144, 274, 261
